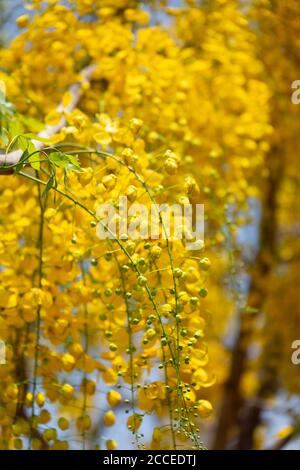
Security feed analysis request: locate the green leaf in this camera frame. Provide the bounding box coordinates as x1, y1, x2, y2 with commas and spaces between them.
17, 135, 40, 170
28, 153, 41, 170
42, 174, 56, 199
49, 151, 81, 171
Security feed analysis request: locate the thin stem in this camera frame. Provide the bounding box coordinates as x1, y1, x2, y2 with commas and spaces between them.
29, 175, 45, 449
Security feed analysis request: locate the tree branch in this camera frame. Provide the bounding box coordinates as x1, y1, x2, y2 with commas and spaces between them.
266, 432, 297, 450
213, 144, 282, 450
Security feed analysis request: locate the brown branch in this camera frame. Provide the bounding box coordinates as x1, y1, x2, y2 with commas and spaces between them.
212, 312, 253, 449
266, 433, 297, 450
213, 146, 282, 450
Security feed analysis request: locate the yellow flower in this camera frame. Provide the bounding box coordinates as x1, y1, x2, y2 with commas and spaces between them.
93, 130, 112, 146
196, 400, 213, 418
276, 425, 294, 440
102, 368, 118, 385
0, 289, 18, 309
45, 110, 62, 126
127, 414, 142, 432
16, 15, 29, 29
107, 390, 122, 407
58, 417, 70, 431
76, 415, 91, 432
106, 439, 117, 450
164, 158, 178, 175
6, 384, 18, 400
103, 410, 116, 427
129, 118, 143, 133
61, 383, 75, 400
36, 392, 46, 408
61, 353, 76, 372
43, 428, 57, 442
38, 410, 51, 424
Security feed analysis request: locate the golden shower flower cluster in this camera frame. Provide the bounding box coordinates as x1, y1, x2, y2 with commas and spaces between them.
0, 0, 272, 450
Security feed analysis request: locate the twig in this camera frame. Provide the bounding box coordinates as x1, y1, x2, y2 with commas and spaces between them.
266, 433, 297, 450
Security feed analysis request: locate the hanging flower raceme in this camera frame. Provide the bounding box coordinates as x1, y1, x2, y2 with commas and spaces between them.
0, 0, 273, 451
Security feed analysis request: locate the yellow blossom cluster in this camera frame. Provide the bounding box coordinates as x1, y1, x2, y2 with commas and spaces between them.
0, 0, 276, 451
